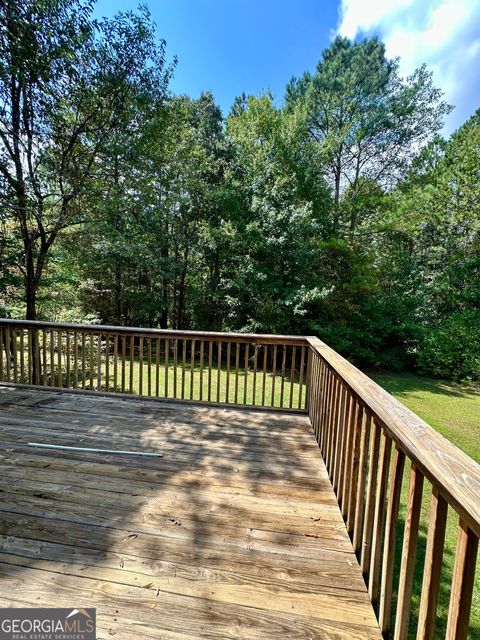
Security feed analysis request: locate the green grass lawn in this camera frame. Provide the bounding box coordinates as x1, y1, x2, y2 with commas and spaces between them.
369, 371, 480, 639
70, 355, 306, 410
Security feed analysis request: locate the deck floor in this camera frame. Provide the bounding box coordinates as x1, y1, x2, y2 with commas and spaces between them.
0, 386, 381, 639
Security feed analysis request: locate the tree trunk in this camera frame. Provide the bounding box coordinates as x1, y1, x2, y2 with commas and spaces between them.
25, 247, 37, 321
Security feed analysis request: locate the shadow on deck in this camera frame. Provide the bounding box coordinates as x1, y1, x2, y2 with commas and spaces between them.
0, 385, 381, 639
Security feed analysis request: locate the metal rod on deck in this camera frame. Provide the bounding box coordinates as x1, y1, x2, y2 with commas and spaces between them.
28, 442, 163, 457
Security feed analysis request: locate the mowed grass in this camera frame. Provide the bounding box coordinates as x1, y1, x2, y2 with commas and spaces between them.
78, 357, 306, 410
369, 371, 480, 639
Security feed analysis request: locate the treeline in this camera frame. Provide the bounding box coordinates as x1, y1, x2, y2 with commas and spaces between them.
1, 1, 479, 380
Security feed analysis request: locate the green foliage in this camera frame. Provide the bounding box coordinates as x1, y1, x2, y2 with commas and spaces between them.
417, 311, 480, 380
0, 9, 478, 381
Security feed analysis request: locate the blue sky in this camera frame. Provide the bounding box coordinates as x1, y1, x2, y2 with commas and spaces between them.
94, 0, 480, 134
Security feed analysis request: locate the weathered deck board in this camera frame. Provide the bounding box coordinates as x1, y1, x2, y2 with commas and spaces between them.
0, 385, 381, 639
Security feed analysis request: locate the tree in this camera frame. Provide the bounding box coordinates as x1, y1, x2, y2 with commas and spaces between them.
388, 110, 480, 378
0, 0, 172, 319
226, 94, 331, 333
287, 37, 451, 237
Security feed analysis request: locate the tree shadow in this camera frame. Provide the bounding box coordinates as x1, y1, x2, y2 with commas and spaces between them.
0, 385, 339, 638
366, 369, 479, 400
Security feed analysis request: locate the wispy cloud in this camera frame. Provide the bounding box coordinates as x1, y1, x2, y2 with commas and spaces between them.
337, 0, 480, 134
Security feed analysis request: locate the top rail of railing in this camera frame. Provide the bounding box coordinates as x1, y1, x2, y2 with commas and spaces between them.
307, 336, 480, 538
0, 318, 308, 346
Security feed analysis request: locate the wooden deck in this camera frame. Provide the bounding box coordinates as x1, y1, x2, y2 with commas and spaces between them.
0, 385, 381, 639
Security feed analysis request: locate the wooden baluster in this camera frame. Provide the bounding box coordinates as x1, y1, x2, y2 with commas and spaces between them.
58, 330, 63, 388
12, 328, 18, 382
89, 333, 94, 389
298, 346, 305, 410
333, 384, 347, 494
369, 432, 393, 604
207, 340, 212, 402
121, 335, 126, 393
280, 344, 286, 408
319, 364, 331, 452
347, 398, 363, 540
234, 342, 240, 404
164, 339, 169, 397
0, 327, 4, 380
416, 486, 448, 640
305, 346, 312, 413
155, 337, 160, 397
96, 333, 102, 390
289, 345, 296, 409
260, 345, 267, 406
50, 330, 55, 387
173, 339, 178, 399
33, 328, 40, 385
216, 341, 222, 403
341, 392, 355, 518
243, 343, 249, 405
312, 359, 322, 445
20, 330, 25, 382
104, 334, 109, 392
379, 446, 406, 634
181, 338, 186, 399
65, 332, 71, 387
326, 374, 338, 470
252, 344, 258, 405
199, 340, 204, 401
113, 334, 118, 392
225, 341, 231, 403
317, 358, 325, 442
73, 331, 78, 389
190, 339, 195, 400
28, 328, 33, 384
445, 520, 479, 640
323, 370, 335, 464
361, 420, 382, 577
4, 326, 10, 382
337, 389, 352, 510
129, 336, 134, 393
147, 336, 152, 397
138, 336, 144, 396
270, 345, 277, 407
81, 333, 86, 389
394, 465, 424, 640
311, 356, 320, 441
353, 410, 372, 553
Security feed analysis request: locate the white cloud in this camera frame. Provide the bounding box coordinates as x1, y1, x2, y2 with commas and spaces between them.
337, 0, 480, 134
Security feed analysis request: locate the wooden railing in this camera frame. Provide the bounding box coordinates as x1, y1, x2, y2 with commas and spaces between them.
0, 319, 308, 410
307, 337, 480, 640
0, 318, 479, 638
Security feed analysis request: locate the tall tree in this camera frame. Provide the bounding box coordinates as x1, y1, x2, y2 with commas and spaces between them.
287, 37, 451, 236
0, 1, 171, 318
388, 110, 480, 378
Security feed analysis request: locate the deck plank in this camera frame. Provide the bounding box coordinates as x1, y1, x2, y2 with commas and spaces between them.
0, 385, 382, 639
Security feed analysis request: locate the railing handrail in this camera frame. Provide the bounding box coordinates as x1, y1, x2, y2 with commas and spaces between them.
308, 336, 480, 537
0, 318, 308, 346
